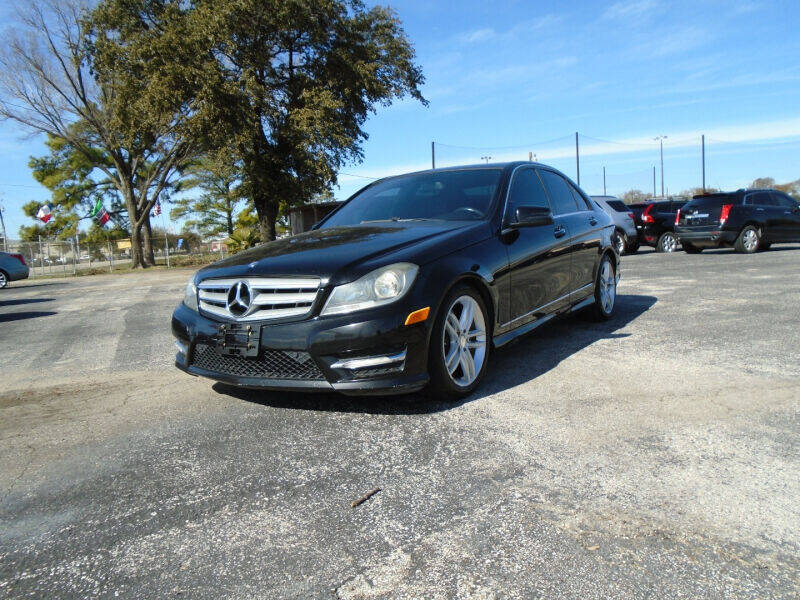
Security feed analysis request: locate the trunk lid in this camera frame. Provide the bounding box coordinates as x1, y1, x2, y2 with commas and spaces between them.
678, 195, 739, 228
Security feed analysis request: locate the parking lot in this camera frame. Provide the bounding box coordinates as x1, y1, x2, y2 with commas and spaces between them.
1, 246, 799, 598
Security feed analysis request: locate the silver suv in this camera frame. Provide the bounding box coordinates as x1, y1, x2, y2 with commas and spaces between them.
0, 251, 30, 288
591, 196, 639, 254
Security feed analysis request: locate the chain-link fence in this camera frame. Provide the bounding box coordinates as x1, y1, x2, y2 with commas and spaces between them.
3, 236, 229, 279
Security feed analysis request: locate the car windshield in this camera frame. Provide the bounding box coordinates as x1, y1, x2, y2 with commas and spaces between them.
320, 168, 502, 228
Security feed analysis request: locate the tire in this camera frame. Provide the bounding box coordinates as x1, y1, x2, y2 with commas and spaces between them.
427, 284, 491, 400
590, 253, 617, 321
0, 270, 8, 289
683, 242, 703, 254
734, 225, 760, 254
655, 231, 678, 253
614, 230, 626, 255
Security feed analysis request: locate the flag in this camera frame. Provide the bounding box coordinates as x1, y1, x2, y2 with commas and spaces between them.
89, 198, 103, 218
152, 200, 161, 217
36, 203, 52, 223
97, 208, 110, 226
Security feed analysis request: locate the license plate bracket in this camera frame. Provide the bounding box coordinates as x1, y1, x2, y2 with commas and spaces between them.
216, 323, 260, 357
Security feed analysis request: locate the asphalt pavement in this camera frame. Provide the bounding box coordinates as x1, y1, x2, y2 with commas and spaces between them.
1, 245, 799, 599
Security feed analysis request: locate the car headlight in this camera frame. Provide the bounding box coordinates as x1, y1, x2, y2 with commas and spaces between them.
183, 278, 198, 311
321, 263, 419, 316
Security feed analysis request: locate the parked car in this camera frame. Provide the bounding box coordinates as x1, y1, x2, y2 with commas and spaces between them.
630, 198, 686, 252
173, 162, 620, 399
0, 251, 30, 288
591, 195, 639, 254
676, 189, 800, 253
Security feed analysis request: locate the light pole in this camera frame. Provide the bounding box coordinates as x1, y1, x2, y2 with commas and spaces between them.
654, 135, 667, 197
0, 202, 8, 252
480, 155, 492, 164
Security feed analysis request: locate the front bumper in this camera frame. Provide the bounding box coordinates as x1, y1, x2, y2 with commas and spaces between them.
172, 300, 431, 396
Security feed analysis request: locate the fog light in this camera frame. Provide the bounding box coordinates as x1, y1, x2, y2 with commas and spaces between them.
174, 339, 188, 356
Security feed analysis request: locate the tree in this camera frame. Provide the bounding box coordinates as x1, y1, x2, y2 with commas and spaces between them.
620, 189, 652, 204
170, 155, 245, 238
189, 0, 426, 241
0, 0, 195, 268
751, 177, 800, 200
19, 129, 124, 241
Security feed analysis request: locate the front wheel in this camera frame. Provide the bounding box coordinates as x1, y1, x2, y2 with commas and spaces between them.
656, 231, 678, 253
427, 285, 491, 400
735, 226, 760, 253
0, 270, 8, 289
590, 254, 617, 321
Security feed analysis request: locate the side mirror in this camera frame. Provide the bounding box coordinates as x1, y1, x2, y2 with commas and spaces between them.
514, 205, 554, 227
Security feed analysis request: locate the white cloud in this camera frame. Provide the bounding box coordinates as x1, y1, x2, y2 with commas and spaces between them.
338, 116, 800, 184
603, 0, 660, 20
459, 28, 496, 44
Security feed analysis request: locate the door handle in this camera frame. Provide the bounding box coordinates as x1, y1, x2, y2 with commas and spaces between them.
589, 217, 598, 226
554, 225, 566, 238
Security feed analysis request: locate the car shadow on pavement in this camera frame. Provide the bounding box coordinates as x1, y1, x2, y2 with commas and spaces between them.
214, 293, 657, 415
0, 297, 54, 308
0, 310, 58, 323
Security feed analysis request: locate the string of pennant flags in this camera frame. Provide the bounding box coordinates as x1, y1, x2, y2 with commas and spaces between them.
36, 198, 162, 227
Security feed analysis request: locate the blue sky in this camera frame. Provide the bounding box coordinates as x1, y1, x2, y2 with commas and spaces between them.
2, 0, 800, 236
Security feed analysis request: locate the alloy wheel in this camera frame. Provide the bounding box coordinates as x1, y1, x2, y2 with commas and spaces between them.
442, 295, 487, 387
0, 271, 7, 288
599, 258, 616, 315
661, 233, 677, 253
743, 229, 759, 252
615, 234, 625, 254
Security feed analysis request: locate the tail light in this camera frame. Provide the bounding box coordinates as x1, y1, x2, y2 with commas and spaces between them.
674, 209, 681, 226
641, 204, 655, 224
719, 204, 733, 225
12, 253, 26, 266
627, 212, 635, 221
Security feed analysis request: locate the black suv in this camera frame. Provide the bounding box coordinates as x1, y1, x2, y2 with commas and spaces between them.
630, 199, 686, 253
172, 162, 619, 399
676, 189, 800, 253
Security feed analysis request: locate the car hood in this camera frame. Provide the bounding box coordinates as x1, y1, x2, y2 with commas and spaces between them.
197, 220, 490, 283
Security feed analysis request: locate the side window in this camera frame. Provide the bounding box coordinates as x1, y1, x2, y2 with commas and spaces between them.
567, 182, 593, 211
747, 192, 774, 206
772, 192, 798, 209
539, 170, 580, 215
505, 168, 550, 223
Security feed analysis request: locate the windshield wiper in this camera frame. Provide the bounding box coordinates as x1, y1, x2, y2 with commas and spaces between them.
360, 217, 429, 223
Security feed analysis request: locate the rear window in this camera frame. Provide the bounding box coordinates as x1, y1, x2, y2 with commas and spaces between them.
606, 200, 629, 212
685, 194, 739, 210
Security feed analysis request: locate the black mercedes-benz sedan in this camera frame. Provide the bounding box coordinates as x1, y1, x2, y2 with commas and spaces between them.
172, 162, 619, 399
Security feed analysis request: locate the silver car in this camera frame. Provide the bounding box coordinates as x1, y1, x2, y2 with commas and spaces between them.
0, 251, 30, 288
591, 196, 639, 254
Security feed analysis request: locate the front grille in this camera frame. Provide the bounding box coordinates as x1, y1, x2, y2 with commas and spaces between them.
197, 276, 321, 322
191, 344, 325, 380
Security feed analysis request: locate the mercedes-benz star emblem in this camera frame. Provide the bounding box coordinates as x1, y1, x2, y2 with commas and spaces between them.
226, 281, 252, 317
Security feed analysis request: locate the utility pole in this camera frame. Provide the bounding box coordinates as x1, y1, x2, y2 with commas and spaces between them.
575, 132, 580, 186
701, 134, 706, 192
603, 167, 606, 196
431, 141, 435, 169
653, 166, 656, 198
654, 135, 667, 197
